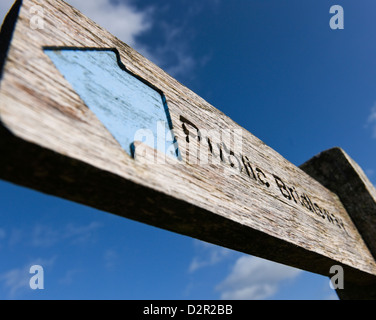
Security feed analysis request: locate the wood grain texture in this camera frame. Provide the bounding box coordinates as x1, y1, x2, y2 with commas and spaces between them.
301, 148, 376, 299
1, 0, 376, 290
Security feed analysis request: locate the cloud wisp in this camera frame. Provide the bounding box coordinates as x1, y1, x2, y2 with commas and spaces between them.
30, 221, 102, 248
67, 0, 152, 49
188, 241, 302, 300
2, 222, 102, 249
189, 240, 234, 273
216, 255, 302, 300
1, 0, 204, 80
0, 257, 56, 299
66, 0, 197, 78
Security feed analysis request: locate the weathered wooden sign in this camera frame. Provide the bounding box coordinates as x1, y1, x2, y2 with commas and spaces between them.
1, 0, 376, 299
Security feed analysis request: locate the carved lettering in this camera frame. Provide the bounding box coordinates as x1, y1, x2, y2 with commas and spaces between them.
242, 156, 257, 181
256, 168, 270, 188
274, 175, 292, 200
179, 116, 347, 233
180, 115, 201, 143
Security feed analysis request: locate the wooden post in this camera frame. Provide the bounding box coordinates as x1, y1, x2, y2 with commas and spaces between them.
1, 0, 376, 299
301, 148, 376, 299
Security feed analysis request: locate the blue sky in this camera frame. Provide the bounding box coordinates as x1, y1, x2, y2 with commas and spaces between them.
1, 0, 376, 300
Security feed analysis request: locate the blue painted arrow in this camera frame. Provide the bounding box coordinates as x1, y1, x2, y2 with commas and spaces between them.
44, 48, 180, 161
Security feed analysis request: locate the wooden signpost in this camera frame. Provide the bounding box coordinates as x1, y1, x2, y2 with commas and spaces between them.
1, 0, 376, 300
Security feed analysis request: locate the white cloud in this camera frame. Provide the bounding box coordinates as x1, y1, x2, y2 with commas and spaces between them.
189, 240, 234, 273
162, 44, 196, 78
216, 255, 302, 300
1, 0, 199, 79
0, 266, 30, 298
31, 224, 60, 247
66, 0, 197, 77
31, 222, 101, 247
0, 0, 153, 59
66, 0, 152, 49
0, 0, 151, 48
64, 221, 102, 245
151, 22, 197, 77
